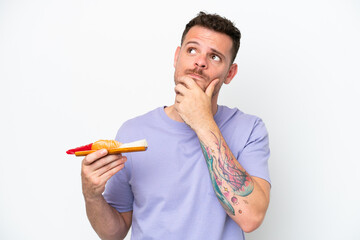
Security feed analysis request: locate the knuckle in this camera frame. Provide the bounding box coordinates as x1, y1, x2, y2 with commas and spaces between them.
82, 157, 89, 165
92, 178, 100, 186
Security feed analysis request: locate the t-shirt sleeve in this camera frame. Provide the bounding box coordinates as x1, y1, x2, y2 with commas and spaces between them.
238, 118, 271, 185
102, 161, 134, 212
102, 126, 134, 213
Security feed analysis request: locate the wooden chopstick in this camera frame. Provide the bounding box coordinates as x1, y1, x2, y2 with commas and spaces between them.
75, 146, 147, 156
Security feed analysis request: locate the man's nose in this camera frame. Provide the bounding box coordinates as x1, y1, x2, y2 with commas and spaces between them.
195, 55, 207, 69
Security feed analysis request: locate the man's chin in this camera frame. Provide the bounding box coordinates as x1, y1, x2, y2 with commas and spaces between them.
197, 83, 207, 92
174, 75, 208, 92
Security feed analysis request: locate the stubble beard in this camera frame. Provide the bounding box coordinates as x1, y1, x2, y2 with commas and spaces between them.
174, 67, 211, 92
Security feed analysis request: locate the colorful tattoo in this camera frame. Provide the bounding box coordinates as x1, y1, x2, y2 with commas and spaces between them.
231, 196, 239, 205
201, 143, 235, 215
200, 132, 254, 215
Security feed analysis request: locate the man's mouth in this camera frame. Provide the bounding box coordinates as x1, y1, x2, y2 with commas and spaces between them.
188, 73, 204, 81
185, 69, 209, 81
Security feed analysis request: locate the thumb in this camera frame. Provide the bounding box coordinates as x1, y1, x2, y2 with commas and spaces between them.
205, 79, 220, 97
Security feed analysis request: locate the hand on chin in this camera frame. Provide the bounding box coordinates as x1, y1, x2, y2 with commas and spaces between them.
174, 76, 219, 131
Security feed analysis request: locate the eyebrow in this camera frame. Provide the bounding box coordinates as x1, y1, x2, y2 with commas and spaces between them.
185, 41, 227, 61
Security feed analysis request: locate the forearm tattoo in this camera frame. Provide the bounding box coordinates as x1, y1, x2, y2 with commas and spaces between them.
200, 133, 254, 216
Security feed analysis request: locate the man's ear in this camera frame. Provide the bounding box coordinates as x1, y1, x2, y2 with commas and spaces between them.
174, 46, 181, 68
224, 63, 238, 84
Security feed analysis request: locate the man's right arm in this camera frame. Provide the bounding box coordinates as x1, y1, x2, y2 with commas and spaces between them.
81, 149, 132, 240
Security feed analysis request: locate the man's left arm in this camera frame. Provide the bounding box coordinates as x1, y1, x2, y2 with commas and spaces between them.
197, 124, 270, 232
174, 77, 270, 232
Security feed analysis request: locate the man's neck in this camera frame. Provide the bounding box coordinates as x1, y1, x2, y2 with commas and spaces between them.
164, 101, 219, 123
164, 105, 183, 122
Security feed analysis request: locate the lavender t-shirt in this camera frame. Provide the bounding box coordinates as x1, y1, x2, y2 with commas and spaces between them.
103, 106, 270, 240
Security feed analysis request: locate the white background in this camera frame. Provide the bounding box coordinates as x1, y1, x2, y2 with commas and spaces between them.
1, 0, 359, 239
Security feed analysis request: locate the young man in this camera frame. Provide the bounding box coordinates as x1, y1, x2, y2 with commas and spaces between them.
81, 12, 271, 240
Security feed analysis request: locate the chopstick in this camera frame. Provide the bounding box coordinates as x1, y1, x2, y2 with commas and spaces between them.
75, 146, 147, 156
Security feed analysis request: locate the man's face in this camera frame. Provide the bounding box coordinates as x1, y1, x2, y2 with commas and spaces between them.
173, 25, 237, 96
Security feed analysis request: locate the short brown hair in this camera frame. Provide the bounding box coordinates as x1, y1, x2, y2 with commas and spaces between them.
181, 11, 241, 63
